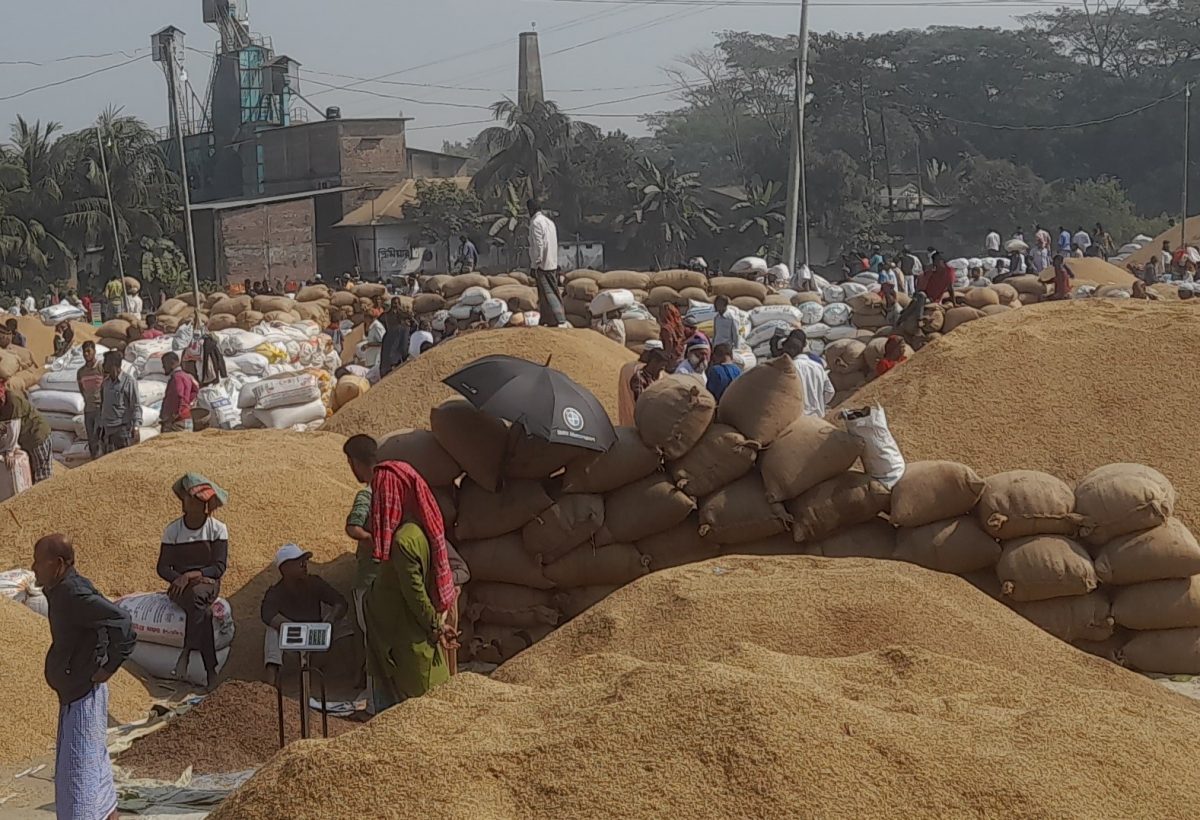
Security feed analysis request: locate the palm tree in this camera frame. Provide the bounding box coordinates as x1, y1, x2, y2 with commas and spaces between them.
472, 98, 599, 198
0, 158, 56, 278
0, 117, 68, 277
731, 177, 786, 255
618, 158, 721, 267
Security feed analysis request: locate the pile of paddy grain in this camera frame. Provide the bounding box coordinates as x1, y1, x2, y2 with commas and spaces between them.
117, 681, 356, 779
9, 314, 97, 364
0, 429, 360, 683
325, 327, 634, 437
846, 299, 1200, 533
214, 556, 1200, 819
0, 597, 149, 764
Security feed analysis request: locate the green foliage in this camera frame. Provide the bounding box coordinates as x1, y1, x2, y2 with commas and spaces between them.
139, 237, 190, 295
730, 177, 787, 256
402, 179, 483, 248
618, 158, 721, 266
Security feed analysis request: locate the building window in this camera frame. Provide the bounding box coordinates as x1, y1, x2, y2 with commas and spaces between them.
357, 137, 383, 151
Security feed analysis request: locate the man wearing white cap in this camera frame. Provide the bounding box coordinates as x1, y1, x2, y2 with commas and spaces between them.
260, 543, 349, 686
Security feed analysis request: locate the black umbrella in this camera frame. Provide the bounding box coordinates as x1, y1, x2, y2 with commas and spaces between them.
442, 354, 616, 452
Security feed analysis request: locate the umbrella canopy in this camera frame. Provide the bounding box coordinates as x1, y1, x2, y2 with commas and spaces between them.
442, 355, 617, 452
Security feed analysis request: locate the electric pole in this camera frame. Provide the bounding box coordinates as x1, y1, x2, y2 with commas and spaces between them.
95, 126, 129, 311
784, 0, 811, 277
1183, 82, 1191, 254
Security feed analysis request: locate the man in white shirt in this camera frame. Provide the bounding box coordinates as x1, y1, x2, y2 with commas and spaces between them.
21, 290, 35, 314
779, 329, 834, 417
984, 229, 1000, 254
1072, 227, 1092, 252
711, 295, 740, 349
408, 319, 434, 358
527, 199, 567, 327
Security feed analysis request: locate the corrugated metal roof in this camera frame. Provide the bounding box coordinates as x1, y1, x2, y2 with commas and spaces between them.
335, 176, 473, 228
188, 185, 364, 212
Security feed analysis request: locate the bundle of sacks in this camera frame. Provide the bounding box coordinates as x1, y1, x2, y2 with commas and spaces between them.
383, 355, 1200, 676
195, 322, 339, 431
0, 334, 42, 393
115, 591, 234, 686
409, 273, 538, 330
159, 284, 348, 335
35, 341, 161, 468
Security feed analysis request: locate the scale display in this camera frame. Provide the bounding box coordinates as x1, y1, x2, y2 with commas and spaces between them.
279, 622, 332, 652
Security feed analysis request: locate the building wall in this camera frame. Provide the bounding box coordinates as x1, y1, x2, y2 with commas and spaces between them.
350, 224, 500, 276
407, 149, 468, 179
217, 198, 316, 284
336, 120, 409, 195
258, 121, 342, 196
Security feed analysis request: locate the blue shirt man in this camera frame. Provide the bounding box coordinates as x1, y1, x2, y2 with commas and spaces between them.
457, 236, 478, 272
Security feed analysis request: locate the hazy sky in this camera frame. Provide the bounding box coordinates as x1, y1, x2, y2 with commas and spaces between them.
0, 0, 1032, 149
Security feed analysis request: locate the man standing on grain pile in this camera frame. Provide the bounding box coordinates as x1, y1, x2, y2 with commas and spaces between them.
34, 533, 134, 820
528, 199, 568, 328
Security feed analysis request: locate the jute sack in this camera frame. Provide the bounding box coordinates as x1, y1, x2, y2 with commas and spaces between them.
1112, 576, 1200, 630
759, 416, 864, 503
941, 306, 986, 332
554, 584, 620, 619
353, 282, 388, 299
503, 428, 585, 480
487, 275, 519, 289
522, 494, 606, 563
1075, 463, 1176, 545
645, 287, 686, 309
252, 295, 295, 314
1094, 518, 1200, 585
787, 473, 891, 544
430, 399, 508, 492
635, 375, 716, 460
1005, 274, 1045, 296
976, 470, 1079, 540
889, 461, 985, 528
636, 516, 719, 571
991, 282, 1019, 304
564, 278, 600, 300
414, 293, 447, 314
330, 291, 357, 308
599, 270, 651, 291
710, 277, 768, 301
961, 288, 1000, 309
809, 518, 896, 560
297, 285, 331, 302
667, 423, 760, 498
98, 319, 131, 340
544, 543, 651, 587
830, 371, 867, 394
433, 486, 457, 526
997, 535, 1097, 602
894, 516, 1001, 574
441, 273, 489, 299
623, 318, 660, 344
606, 475, 696, 542
468, 624, 532, 666
207, 315, 237, 332
211, 295, 252, 316
467, 582, 558, 629
458, 534, 553, 589
824, 339, 867, 374
723, 532, 807, 557
159, 298, 188, 316
376, 428, 463, 486
1071, 634, 1128, 663
563, 269, 602, 283
560, 427, 660, 493
650, 269, 708, 291
1009, 591, 1115, 643
455, 479, 553, 542
716, 356, 806, 446
981, 304, 1011, 316
698, 473, 791, 544
422, 275, 454, 294
1121, 628, 1200, 674
490, 285, 538, 312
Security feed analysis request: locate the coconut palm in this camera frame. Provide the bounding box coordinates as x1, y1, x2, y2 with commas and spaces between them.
618, 158, 721, 267
472, 98, 599, 198
0, 117, 69, 276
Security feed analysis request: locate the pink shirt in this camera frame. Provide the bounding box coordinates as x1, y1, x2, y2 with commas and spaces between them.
162, 368, 199, 421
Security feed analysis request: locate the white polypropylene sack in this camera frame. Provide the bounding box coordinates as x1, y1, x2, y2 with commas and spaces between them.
825, 325, 859, 341
730, 256, 768, 275
948, 258, 969, 270
253, 398, 327, 429
213, 328, 265, 356
766, 263, 790, 284
851, 273, 879, 287
49, 431, 74, 453
822, 285, 846, 303
198, 383, 241, 430
39, 303, 86, 326
42, 412, 77, 434
62, 440, 90, 467
749, 305, 803, 327
731, 346, 757, 370
72, 414, 87, 438
745, 319, 796, 351
0, 568, 48, 616
30, 390, 85, 415
840, 403, 906, 488
841, 282, 869, 298
449, 302, 476, 321
39, 369, 82, 391
589, 289, 636, 317
805, 322, 831, 340
141, 404, 160, 428
458, 286, 490, 307
822, 303, 852, 327
253, 374, 321, 411
138, 380, 167, 406
798, 301, 825, 325
116, 591, 235, 650
129, 641, 230, 686
225, 352, 270, 377
480, 298, 506, 321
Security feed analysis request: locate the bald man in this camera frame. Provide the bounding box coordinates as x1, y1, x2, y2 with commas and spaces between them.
33, 534, 134, 820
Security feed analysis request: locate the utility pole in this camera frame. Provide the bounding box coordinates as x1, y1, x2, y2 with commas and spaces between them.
152, 27, 203, 320
1183, 82, 1191, 254
783, 0, 811, 276
95, 126, 129, 312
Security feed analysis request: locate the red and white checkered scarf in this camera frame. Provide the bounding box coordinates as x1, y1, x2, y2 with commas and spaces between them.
370, 460, 455, 614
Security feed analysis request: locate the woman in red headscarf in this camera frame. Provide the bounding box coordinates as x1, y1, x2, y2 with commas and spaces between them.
875, 335, 909, 377
657, 303, 687, 371
363, 459, 458, 706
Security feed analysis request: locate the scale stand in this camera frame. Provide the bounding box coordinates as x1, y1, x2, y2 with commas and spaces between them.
274, 622, 333, 748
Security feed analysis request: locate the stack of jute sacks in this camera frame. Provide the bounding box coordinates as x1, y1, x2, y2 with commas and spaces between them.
411, 272, 539, 323
375, 353, 1200, 675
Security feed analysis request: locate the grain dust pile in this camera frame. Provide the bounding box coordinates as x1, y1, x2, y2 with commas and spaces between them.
0, 597, 149, 764
214, 556, 1200, 819
117, 681, 356, 779
0, 429, 360, 682
13, 315, 97, 364
324, 327, 633, 437
847, 299, 1200, 532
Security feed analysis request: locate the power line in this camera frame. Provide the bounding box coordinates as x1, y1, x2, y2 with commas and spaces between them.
0, 49, 147, 67
542, 0, 1062, 5
301, 77, 494, 110
295, 65, 677, 95
896, 89, 1185, 131
0, 54, 149, 103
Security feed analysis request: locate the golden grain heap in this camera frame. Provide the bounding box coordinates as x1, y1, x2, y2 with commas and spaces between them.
214, 556, 1200, 819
